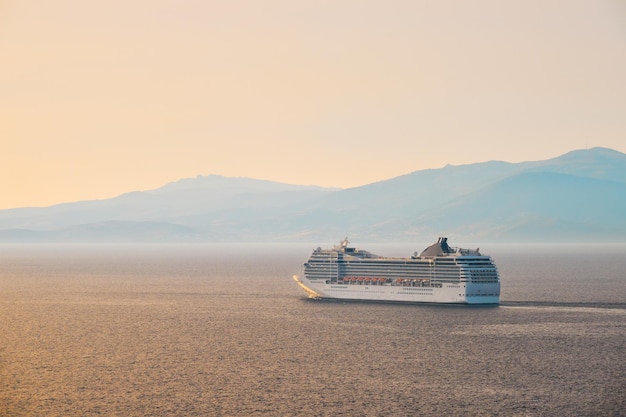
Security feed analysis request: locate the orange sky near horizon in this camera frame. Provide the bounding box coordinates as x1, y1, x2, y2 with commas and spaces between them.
2, 0, 626, 209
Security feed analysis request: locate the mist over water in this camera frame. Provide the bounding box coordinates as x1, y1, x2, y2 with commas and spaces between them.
1, 243, 624, 416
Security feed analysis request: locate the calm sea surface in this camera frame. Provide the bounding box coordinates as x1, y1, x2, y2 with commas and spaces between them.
1, 243, 625, 416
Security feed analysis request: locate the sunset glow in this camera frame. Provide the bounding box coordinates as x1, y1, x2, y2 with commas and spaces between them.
2, 0, 625, 209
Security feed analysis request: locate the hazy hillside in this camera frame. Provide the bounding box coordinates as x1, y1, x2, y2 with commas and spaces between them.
0, 147, 624, 242
0, 175, 336, 231
411, 172, 626, 240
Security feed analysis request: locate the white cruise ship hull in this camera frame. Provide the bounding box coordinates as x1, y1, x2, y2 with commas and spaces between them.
294, 275, 500, 305
295, 238, 501, 305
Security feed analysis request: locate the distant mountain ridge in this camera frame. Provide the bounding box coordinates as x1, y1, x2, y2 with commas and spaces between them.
1, 147, 625, 242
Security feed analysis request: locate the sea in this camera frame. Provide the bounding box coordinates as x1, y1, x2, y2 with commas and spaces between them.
1, 242, 625, 417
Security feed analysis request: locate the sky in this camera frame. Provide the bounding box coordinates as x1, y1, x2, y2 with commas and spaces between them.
2, 0, 626, 209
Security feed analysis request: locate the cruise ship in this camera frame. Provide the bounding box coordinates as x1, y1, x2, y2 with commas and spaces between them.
293, 237, 500, 305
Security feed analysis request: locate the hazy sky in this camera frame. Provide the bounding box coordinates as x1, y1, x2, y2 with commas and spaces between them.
2, 0, 625, 209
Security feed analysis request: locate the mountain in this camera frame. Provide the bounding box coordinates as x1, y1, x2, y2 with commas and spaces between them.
1, 147, 625, 242
410, 171, 626, 240
0, 175, 335, 231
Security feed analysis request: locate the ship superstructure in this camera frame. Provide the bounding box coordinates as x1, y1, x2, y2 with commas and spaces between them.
293, 237, 500, 304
